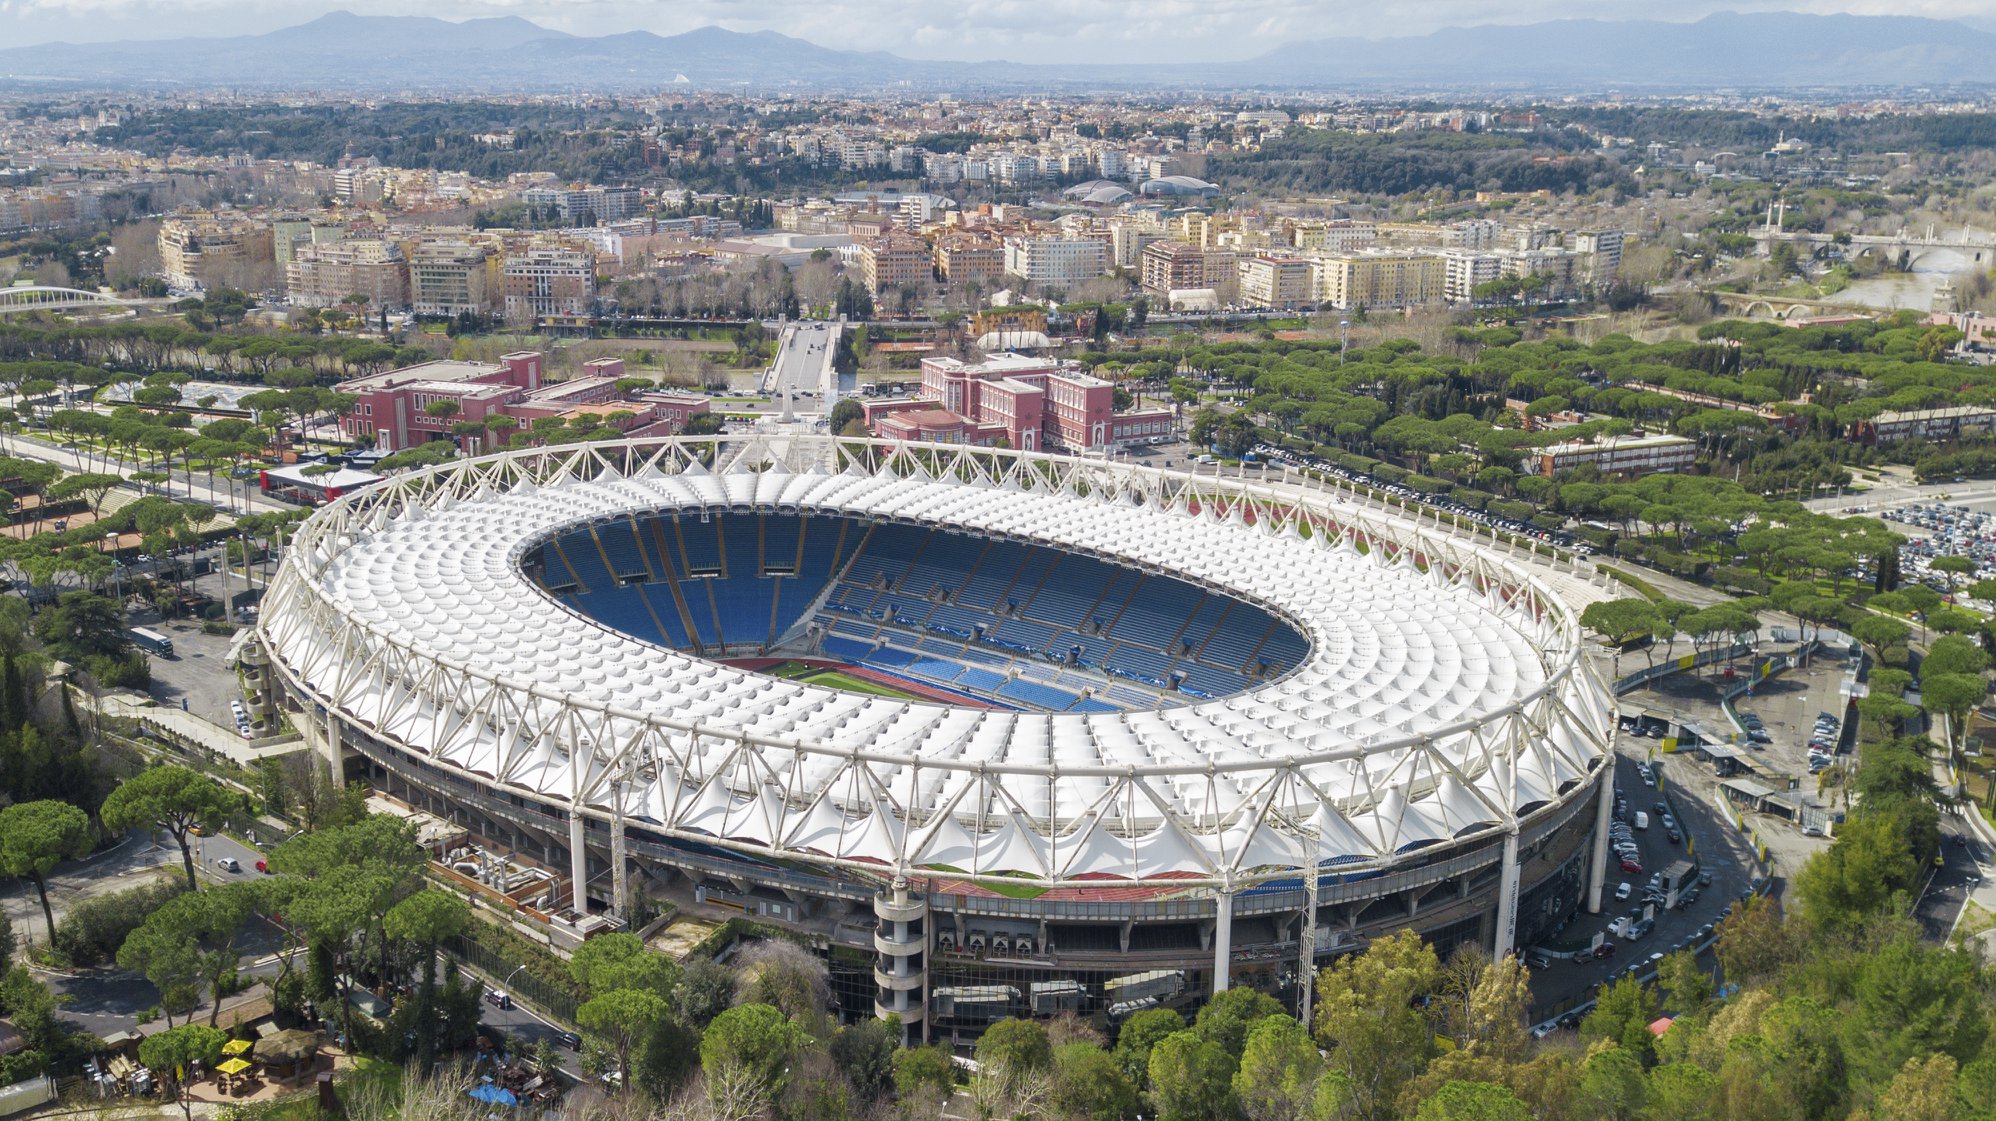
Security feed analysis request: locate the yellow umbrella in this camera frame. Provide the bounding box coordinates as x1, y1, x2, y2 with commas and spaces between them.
215, 1058, 254, 1076
221, 1040, 253, 1056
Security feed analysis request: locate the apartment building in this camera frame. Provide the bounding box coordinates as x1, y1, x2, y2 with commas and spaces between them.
286, 238, 410, 310
339, 353, 709, 452
1313, 251, 1446, 311
409, 239, 500, 317
934, 235, 1006, 285
1442, 250, 1505, 303
1291, 219, 1377, 253
521, 185, 644, 226
1574, 229, 1625, 287
858, 233, 933, 296
1140, 241, 1209, 297
1532, 434, 1697, 479
1239, 256, 1316, 309
157, 212, 276, 292
1003, 235, 1110, 287
502, 242, 597, 323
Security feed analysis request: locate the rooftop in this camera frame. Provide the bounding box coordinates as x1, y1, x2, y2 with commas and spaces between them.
340, 359, 503, 393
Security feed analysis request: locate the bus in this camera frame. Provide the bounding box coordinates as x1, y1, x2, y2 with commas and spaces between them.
127, 628, 174, 656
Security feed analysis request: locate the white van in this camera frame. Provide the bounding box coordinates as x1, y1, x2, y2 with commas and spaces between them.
1634, 811, 1650, 831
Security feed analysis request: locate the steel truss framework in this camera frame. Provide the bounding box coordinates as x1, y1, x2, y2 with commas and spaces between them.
0, 285, 142, 315
258, 434, 1614, 895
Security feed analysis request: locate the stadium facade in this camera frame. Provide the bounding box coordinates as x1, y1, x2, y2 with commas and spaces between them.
248, 435, 1615, 1039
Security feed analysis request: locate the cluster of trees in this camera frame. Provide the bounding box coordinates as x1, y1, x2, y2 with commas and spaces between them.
103, 103, 660, 185
1207, 129, 1628, 197
0, 321, 426, 381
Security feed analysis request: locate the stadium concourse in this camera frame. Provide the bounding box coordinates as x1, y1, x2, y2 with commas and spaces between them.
246, 435, 1616, 1041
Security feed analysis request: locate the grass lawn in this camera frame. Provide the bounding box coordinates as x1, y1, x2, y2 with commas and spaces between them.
762, 660, 920, 700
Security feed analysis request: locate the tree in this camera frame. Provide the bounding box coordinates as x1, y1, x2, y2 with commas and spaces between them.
1233, 1014, 1321, 1121
893, 1044, 957, 1104
700, 1003, 804, 1107
1581, 976, 1660, 1062
0, 800, 92, 941
117, 916, 204, 1025
578, 987, 668, 1092
1581, 599, 1662, 647
1412, 1080, 1531, 1121
100, 765, 243, 890
977, 1016, 1054, 1081
139, 1024, 226, 1121
1921, 674, 1986, 760
1656, 949, 1714, 1012
1114, 1006, 1186, 1086
1148, 1030, 1238, 1121
828, 1018, 897, 1104
1313, 930, 1439, 1121
383, 889, 469, 1070
567, 931, 677, 998
1193, 985, 1283, 1059
1054, 1042, 1140, 1121
1878, 1053, 1960, 1121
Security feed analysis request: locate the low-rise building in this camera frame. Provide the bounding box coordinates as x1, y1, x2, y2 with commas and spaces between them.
1852, 405, 1996, 446
1532, 433, 1697, 479
865, 353, 1174, 452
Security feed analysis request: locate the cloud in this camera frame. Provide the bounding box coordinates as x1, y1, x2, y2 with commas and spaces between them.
4, 0, 1996, 60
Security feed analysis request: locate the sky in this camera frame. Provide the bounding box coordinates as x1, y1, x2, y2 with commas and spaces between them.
2, 0, 1994, 63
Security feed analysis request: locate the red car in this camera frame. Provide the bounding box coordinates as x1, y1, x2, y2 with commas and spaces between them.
254, 859, 270, 874
1619, 859, 1643, 875
1594, 942, 1617, 959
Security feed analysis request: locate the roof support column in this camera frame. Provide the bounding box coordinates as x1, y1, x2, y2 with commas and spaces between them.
569, 808, 589, 915
1586, 762, 1615, 914
1212, 887, 1234, 995
1492, 827, 1522, 961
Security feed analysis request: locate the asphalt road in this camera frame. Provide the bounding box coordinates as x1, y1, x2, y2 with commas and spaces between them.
1915, 817, 1985, 940
764, 322, 837, 417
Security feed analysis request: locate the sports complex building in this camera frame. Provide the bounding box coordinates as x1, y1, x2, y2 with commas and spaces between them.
248, 434, 1615, 1040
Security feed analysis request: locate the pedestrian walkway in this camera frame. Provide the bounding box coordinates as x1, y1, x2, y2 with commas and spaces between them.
87, 688, 305, 766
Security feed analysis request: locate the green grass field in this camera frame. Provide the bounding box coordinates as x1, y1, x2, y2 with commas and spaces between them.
764, 661, 919, 700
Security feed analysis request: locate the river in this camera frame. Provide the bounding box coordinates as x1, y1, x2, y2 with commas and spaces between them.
1835, 246, 1984, 311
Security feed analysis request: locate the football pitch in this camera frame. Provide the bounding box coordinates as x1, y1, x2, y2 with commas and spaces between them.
763, 661, 920, 700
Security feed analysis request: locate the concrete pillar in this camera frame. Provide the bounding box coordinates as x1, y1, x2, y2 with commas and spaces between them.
1212, 889, 1234, 994
320, 706, 343, 781
569, 809, 589, 915
1492, 828, 1522, 960
610, 779, 629, 923
1586, 765, 1615, 914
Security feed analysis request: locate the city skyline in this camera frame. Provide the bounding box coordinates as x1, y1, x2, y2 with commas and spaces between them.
6, 0, 1996, 64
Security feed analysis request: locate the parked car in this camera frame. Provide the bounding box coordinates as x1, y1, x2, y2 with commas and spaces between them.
1594, 942, 1617, 959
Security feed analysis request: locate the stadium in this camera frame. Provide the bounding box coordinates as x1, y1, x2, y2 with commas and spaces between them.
249, 434, 1616, 1040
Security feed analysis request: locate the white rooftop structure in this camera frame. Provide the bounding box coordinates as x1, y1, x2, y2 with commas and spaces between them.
257, 435, 1611, 891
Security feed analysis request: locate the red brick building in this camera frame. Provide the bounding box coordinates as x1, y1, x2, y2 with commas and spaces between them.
864, 354, 1173, 452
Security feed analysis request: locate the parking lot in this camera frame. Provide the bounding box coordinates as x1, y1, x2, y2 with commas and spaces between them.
1527, 746, 1763, 1024
1622, 652, 1851, 864
141, 617, 250, 732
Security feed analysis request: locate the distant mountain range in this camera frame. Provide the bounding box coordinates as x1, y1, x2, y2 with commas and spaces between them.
0, 10, 1991, 92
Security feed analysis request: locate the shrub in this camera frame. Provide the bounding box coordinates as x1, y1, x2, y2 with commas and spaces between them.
53, 876, 186, 966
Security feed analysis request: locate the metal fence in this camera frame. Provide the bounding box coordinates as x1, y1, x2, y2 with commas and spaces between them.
444, 932, 581, 1025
